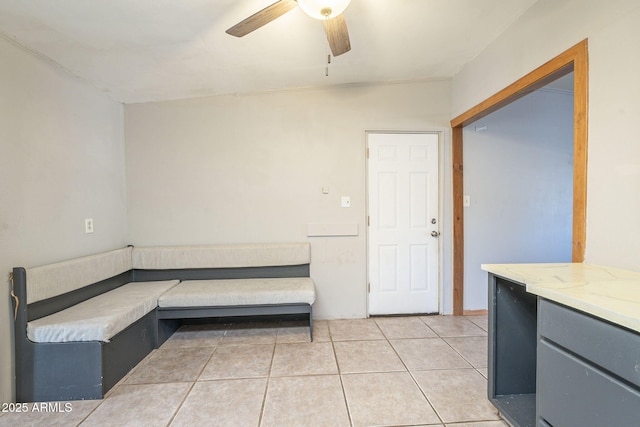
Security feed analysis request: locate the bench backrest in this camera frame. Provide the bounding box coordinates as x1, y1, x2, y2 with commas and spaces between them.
131, 243, 310, 270
25, 247, 133, 304
19, 243, 310, 314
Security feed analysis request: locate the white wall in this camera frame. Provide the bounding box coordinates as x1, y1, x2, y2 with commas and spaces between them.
0, 36, 127, 403
463, 88, 574, 310
5, 0, 638, 405
452, 0, 640, 272
125, 80, 453, 319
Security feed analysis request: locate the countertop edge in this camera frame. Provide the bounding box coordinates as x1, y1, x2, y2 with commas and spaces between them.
482, 263, 640, 334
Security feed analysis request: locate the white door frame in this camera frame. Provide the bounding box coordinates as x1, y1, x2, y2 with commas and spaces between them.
365, 130, 445, 316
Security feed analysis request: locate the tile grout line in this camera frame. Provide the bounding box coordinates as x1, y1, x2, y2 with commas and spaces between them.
122, 335, 220, 426
330, 329, 355, 427
256, 327, 279, 427
434, 316, 490, 377
75, 401, 101, 426
164, 381, 197, 427
75, 342, 168, 426
423, 316, 504, 425
440, 336, 488, 374
388, 316, 494, 426
375, 319, 446, 426
419, 324, 466, 426
148, 322, 228, 426
406, 368, 446, 426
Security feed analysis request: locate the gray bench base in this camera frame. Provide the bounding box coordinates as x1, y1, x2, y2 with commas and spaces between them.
15, 307, 161, 402
158, 303, 313, 341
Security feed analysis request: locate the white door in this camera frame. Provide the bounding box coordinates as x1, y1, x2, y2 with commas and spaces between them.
367, 132, 439, 315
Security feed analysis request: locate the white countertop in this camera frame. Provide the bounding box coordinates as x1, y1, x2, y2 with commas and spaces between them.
481, 263, 640, 334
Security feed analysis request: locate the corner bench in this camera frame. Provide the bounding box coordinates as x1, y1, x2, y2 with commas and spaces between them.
11, 243, 315, 402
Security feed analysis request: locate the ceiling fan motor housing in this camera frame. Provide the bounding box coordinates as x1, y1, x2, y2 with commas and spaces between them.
298, 0, 352, 20
226, 0, 352, 57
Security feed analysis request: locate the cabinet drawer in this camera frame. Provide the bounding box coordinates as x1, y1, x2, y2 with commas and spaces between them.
538, 298, 640, 388
538, 339, 640, 427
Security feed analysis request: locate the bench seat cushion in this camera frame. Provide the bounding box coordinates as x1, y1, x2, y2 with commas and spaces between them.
27, 280, 180, 343
158, 278, 316, 307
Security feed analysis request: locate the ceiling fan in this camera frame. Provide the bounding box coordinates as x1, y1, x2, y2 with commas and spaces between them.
226, 0, 352, 57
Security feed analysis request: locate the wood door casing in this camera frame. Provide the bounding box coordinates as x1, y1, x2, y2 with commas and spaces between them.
450, 39, 589, 315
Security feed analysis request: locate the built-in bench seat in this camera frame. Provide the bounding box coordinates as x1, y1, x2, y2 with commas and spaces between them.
11, 242, 315, 402
28, 280, 179, 343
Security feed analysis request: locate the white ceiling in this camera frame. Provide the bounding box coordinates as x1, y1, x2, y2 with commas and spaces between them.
0, 0, 539, 104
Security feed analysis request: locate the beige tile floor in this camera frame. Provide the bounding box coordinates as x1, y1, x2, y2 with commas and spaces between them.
0, 315, 508, 427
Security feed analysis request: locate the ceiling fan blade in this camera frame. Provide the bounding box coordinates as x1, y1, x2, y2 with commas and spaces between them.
226, 0, 298, 37
323, 13, 351, 56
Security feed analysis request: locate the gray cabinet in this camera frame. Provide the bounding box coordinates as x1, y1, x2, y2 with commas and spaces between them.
537, 299, 640, 427
488, 273, 640, 427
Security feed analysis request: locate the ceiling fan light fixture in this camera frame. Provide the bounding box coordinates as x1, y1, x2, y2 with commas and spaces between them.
297, 0, 351, 20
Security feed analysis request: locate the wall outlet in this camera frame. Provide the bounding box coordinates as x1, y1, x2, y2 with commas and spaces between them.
85, 218, 94, 234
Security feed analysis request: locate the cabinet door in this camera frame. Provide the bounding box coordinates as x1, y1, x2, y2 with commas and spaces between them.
537, 318, 640, 427
538, 299, 640, 388
537, 299, 640, 426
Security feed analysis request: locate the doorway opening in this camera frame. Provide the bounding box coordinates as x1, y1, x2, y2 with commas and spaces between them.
450, 39, 588, 315
463, 73, 574, 311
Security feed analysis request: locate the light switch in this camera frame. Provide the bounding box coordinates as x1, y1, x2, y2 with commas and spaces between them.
463, 195, 471, 207
322, 186, 329, 194
85, 218, 94, 233
341, 196, 351, 208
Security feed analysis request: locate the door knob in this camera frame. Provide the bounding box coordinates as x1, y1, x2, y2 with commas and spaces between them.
431, 231, 440, 238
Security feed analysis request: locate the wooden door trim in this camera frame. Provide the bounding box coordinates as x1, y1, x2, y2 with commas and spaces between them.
450, 39, 588, 315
